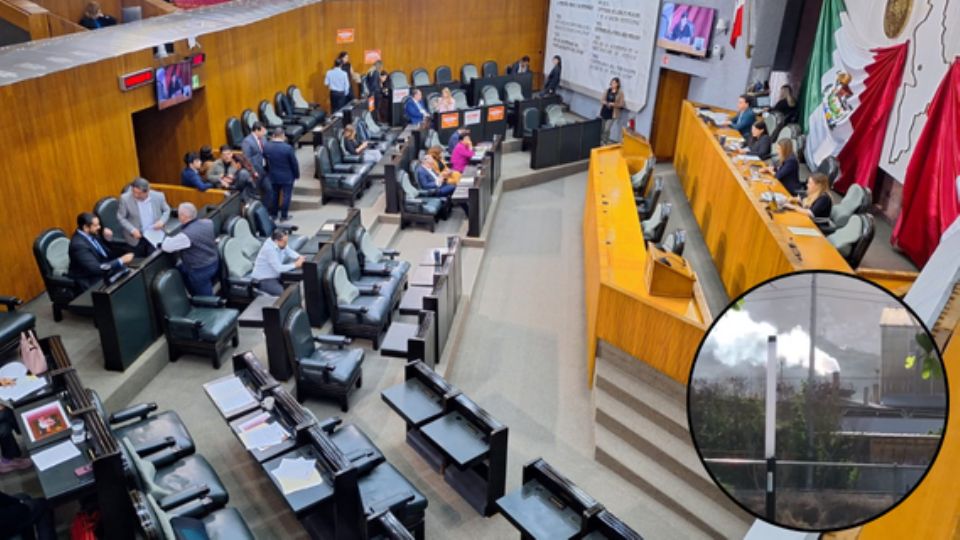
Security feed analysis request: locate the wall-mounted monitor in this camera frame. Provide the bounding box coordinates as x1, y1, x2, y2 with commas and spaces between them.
155, 60, 192, 110
657, 3, 717, 58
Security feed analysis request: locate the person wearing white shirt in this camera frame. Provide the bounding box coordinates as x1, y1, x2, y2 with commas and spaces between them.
325, 58, 351, 113
251, 230, 305, 296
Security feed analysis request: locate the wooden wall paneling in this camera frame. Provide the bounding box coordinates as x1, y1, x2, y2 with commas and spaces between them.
650, 68, 690, 159
0, 0, 51, 39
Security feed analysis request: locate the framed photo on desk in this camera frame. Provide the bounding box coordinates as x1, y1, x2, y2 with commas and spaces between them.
16, 396, 72, 450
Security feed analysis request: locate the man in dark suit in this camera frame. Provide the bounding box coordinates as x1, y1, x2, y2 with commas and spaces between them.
68, 212, 134, 290
508, 56, 530, 75
241, 122, 273, 214
404, 89, 429, 126
262, 128, 300, 222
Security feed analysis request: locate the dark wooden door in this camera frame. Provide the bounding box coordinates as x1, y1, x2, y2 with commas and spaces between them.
650, 69, 691, 160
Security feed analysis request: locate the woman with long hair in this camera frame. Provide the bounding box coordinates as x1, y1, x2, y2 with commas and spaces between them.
543, 55, 562, 95
600, 77, 625, 144
772, 84, 798, 124
761, 139, 802, 195
785, 173, 832, 219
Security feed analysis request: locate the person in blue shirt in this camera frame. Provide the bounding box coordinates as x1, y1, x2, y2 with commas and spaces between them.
724, 94, 756, 139
404, 89, 429, 126
181, 152, 221, 192
416, 155, 455, 198
251, 230, 305, 296
669, 12, 694, 42
447, 128, 466, 155
325, 58, 351, 113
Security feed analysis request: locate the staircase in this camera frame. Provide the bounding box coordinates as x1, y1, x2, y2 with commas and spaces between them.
593, 341, 752, 540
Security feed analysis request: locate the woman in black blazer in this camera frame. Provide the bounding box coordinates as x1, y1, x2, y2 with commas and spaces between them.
785, 173, 833, 219
762, 139, 802, 196
543, 55, 562, 95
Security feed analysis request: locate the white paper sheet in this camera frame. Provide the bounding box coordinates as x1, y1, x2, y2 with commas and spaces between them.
239, 421, 288, 451
204, 377, 256, 416
271, 457, 323, 495
787, 227, 823, 238
31, 440, 81, 471
143, 227, 165, 247
0, 362, 48, 404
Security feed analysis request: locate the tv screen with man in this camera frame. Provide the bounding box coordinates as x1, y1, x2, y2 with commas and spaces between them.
657, 3, 716, 58
156, 60, 193, 110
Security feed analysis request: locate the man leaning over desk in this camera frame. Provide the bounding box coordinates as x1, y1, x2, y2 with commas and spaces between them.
118, 177, 170, 257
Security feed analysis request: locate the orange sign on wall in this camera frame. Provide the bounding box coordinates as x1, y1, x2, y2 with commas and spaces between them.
364, 49, 381, 64
336, 28, 355, 44
440, 113, 460, 129
487, 105, 505, 122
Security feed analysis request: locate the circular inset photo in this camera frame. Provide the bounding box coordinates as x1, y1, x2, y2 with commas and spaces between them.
687, 271, 948, 532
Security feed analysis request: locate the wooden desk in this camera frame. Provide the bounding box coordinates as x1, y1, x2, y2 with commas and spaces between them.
674, 101, 852, 299
583, 132, 709, 385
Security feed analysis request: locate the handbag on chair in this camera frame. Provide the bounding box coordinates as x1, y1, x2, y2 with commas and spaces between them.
19, 330, 46, 375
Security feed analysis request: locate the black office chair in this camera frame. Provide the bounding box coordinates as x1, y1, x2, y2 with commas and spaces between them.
225, 117, 244, 149
152, 269, 239, 369
350, 226, 410, 280
521, 108, 540, 139
434, 65, 453, 84
480, 85, 501, 105
133, 491, 254, 540
461, 63, 479, 85
426, 92, 441, 114
92, 196, 133, 253
283, 308, 364, 411
225, 217, 263, 261
218, 236, 259, 304
90, 392, 197, 466
259, 100, 306, 144
326, 136, 373, 178
658, 229, 686, 257
641, 203, 671, 244
361, 111, 398, 144
631, 155, 656, 196
33, 228, 88, 321
0, 296, 35, 358
389, 71, 409, 90
322, 262, 392, 349
636, 177, 663, 221
274, 92, 317, 130
481, 60, 498, 78
315, 147, 366, 207
829, 213, 875, 269
286, 85, 327, 124
504, 81, 524, 104
397, 171, 446, 232
451, 89, 469, 110
246, 200, 306, 252
337, 242, 404, 309
119, 437, 229, 513
411, 68, 430, 87
814, 184, 869, 234
240, 108, 258, 136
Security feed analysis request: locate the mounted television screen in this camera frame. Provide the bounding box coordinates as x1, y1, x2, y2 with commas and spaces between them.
156, 60, 192, 110
657, 3, 716, 58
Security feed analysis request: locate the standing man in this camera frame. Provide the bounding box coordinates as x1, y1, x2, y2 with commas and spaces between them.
242, 122, 273, 214
251, 230, 305, 296
262, 128, 300, 222
325, 58, 351, 113
117, 177, 170, 256
69, 213, 134, 290
160, 203, 220, 296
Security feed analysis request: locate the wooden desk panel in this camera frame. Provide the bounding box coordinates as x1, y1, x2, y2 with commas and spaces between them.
674, 101, 851, 299
584, 133, 708, 385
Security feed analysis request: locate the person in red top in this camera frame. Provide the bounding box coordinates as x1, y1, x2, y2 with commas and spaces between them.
450, 133, 475, 173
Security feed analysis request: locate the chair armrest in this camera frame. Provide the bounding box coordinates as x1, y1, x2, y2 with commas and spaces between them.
367, 491, 416, 515
813, 218, 835, 234
47, 275, 78, 290
317, 416, 343, 433
342, 154, 362, 164
158, 484, 210, 511
145, 447, 181, 468
417, 189, 437, 197
380, 249, 400, 259
166, 316, 203, 340
361, 267, 392, 277
357, 284, 380, 296
190, 296, 226, 308
315, 335, 351, 348
0, 296, 22, 311
109, 402, 159, 425
277, 224, 299, 233
339, 304, 368, 315
132, 436, 176, 457
168, 497, 215, 519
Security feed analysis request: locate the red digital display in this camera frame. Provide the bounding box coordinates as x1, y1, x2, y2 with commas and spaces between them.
191, 53, 206, 67
120, 69, 155, 91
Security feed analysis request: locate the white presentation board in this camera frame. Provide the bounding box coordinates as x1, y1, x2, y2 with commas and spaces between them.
544, 0, 660, 112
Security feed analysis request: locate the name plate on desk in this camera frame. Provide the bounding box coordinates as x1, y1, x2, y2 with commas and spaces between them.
645, 245, 696, 298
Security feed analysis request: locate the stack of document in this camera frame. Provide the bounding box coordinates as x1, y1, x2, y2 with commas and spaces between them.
459, 176, 475, 187
271, 457, 324, 495
204, 377, 257, 417
238, 413, 289, 451
698, 109, 730, 125
0, 362, 47, 406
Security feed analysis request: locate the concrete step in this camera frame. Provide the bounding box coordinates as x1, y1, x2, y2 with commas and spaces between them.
596, 340, 686, 404
595, 425, 752, 540
294, 180, 322, 197
594, 356, 688, 440
373, 221, 399, 249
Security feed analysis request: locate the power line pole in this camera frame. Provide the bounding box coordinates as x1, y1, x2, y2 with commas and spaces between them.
805, 274, 817, 488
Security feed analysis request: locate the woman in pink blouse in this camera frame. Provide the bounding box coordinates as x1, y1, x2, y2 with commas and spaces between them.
450, 133, 474, 173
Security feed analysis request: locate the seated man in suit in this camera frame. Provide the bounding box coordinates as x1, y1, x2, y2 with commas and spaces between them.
404, 89, 429, 126
68, 212, 134, 290
669, 12, 695, 43
181, 152, 224, 192
117, 177, 170, 257
416, 155, 456, 198
206, 145, 239, 190
508, 55, 531, 75
251, 231, 305, 296
722, 94, 756, 139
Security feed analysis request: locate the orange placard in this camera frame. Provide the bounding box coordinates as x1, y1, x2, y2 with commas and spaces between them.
440, 113, 460, 129
336, 28, 354, 44
364, 49, 381, 64
487, 105, 505, 122
367, 96, 375, 111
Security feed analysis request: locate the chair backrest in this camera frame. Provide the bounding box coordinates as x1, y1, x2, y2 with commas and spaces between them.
828, 213, 863, 258
461, 64, 478, 84
764, 111, 782, 138
283, 307, 316, 362
660, 229, 686, 256
504, 81, 523, 103
326, 137, 345, 165
259, 100, 283, 126
241, 109, 257, 135
481, 85, 501, 105
315, 147, 334, 177
481, 60, 498, 78
248, 200, 275, 238
411, 68, 430, 87
424, 129, 441, 150
94, 197, 123, 237
221, 237, 254, 279
275, 92, 294, 117
848, 213, 875, 268
153, 268, 191, 319
288, 85, 310, 109
434, 65, 453, 84
426, 93, 440, 113
818, 156, 841, 186
327, 264, 359, 306
642, 203, 671, 243
522, 108, 540, 136
646, 178, 663, 208
228, 218, 262, 260
354, 228, 382, 264
389, 71, 409, 89
363, 111, 384, 136
226, 117, 244, 148
398, 170, 420, 200
545, 104, 565, 127
338, 242, 364, 282
34, 228, 71, 278
452, 89, 468, 110
831, 184, 866, 228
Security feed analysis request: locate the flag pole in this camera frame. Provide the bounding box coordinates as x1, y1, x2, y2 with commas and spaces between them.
765, 335, 778, 521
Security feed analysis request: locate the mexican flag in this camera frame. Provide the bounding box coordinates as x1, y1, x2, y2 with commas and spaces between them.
799, 0, 873, 168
